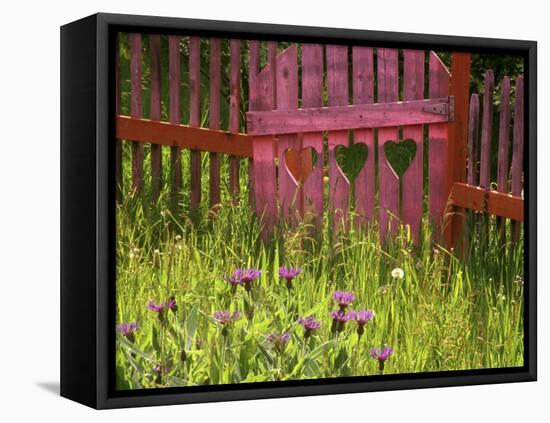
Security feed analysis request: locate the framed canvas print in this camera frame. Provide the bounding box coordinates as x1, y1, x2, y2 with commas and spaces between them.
60, 13, 537, 409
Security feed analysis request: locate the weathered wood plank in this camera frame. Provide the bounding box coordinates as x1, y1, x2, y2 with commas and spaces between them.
497, 76, 511, 242
248, 40, 261, 207
209, 38, 221, 207
115, 34, 122, 202
116, 116, 252, 157
276, 45, 301, 219
428, 51, 450, 234
168, 35, 182, 208
511, 76, 524, 242
467, 94, 480, 186
150, 34, 162, 203
246, 97, 452, 135
479, 70, 495, 190
130, 33, 143, 193
189, 37, 202, 210
268, 41, 277, 109
378, 48, 399, 242
326, 45, 350, 231
302, 43, 325, 231
229, 39, 241, 200
450, 183, 523, 222
352, 47, 375, 229
444, 52, 471, 249
250, 63, 276, 238
402, 50, 425, 242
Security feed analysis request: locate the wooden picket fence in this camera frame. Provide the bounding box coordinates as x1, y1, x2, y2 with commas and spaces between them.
115, 34, 524, 247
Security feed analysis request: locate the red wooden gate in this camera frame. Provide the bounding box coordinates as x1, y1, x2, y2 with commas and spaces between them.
247, 45, 458, 241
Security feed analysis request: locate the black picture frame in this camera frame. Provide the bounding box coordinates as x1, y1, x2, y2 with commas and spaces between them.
60, 12, 537, 409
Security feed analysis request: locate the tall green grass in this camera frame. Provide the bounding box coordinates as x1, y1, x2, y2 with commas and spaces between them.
115, 192, 524, 390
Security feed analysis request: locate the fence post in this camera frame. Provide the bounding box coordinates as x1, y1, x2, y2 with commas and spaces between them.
444, 52, 471, 249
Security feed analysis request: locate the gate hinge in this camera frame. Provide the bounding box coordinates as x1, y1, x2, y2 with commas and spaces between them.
422, 96, 455, 121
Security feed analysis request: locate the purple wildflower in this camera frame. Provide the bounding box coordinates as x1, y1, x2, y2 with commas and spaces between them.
225, 268, 261, 292
349, 309, 374, 336
166, 296, 177, 313
279, 266, 302, 289
298, 316, 321, 338
332, 291, 355, 310
370, 346, 394, 372
213, 310, 242, 335
330, 310, 352, 333
266, 332, 291, 353
116, 322, 138, 342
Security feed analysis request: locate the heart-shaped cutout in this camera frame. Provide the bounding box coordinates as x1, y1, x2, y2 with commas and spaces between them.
384, 139, 417, 178
283, 147, 319, 183
335, 143, 369, 183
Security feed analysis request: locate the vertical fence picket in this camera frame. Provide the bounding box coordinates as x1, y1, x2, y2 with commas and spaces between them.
302, 44, 324, 230
150, 34, 162, 203
428, 52, 450, 234
464, 93, 480, 249
497, 76, 511, 241
250, 64, 276, 237
352, 47, 375, 229
115, 34, 123, 202
377, 48, 399, 242
189, 37, 202, 210
479, 70, 494, 190
248, 41, 261, 206
402, 50, 425, 242
276, 45, 301, 219
130, 33, 143, 192
229, 39, 241, 200
326, 45, 351, 232
511, 76, 524, 243
209, 38, 221, 207
268, 42, 278, 109
168, 36, 182, 210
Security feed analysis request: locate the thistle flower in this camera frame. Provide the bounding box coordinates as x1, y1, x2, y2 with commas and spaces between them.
166, 296, 177, 313
330, 310, 352, 333
349, 310, 374, 336
391, 268, 405, 280
298, 316, 321, 338
225, 268, 261, 292
213, 310, 242, 336
332, 291, 355, 311
279, 266, 302, 289
370, 346, 394, 372
116, 322, 138, 342
266, 332, 291, 353
147, 301, 165, 313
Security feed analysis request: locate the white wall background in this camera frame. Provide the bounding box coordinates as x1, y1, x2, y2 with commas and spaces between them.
0, 0, 546, 420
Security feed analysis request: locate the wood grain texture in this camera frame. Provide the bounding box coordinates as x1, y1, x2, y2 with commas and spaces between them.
130, 33, 143, 193
402, 50, 425, 242
301, 43, 325, 231
209, 38, 221, 207
189, 37, 202, 210
496, 76, 511, 241
377, 48, 399, 242
116, 116, 252, 156
276, 45, 301, 219
248, 40, 261, 207
115, 34, 122, 202
479, 70, 495, 190
168, 35, 182, 208
428, 51, 450, 234
246, 97, 451, 135
326, 45, 350, 232
450, 183, 523, 222
249, 62, 277, 238
511, 76, 524, 242
352, 47, 375, 229
149, 34, 162, 203
229, 39, 241, 200
444, 52, 471, 248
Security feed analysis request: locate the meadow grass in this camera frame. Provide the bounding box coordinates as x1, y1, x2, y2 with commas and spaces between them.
115, 189, 524, 390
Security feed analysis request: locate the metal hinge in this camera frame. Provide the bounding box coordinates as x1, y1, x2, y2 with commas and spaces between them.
422, 96, 455, 121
